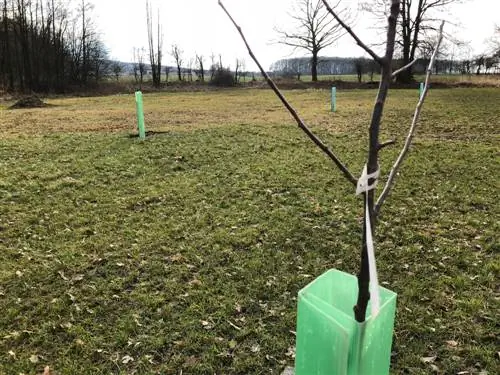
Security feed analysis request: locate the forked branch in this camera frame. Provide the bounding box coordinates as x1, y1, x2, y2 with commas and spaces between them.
321, 0, 384, 65
375, 21, 445, 214
218, 0, 357, 186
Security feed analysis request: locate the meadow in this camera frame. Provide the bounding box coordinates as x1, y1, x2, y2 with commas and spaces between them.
0, 87, 498, 374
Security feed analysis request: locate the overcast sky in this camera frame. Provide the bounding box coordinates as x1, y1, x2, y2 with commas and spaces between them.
92, 0, 499, 70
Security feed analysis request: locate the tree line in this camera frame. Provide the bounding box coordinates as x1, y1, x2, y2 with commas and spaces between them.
277, 0, 499, 82
269, 54, 500, 80
0, 0, 108, 92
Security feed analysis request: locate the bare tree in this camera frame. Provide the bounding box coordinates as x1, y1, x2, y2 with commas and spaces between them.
276, 0, 347, 81
187, 57, 194, 81
234, 58, 244, 83
219, 0, 444, 324
362, 0, 462, 82
209, 52, 216, 80
354, 58, 365, 83
111, 61, 123, 81
195, 54, 205, 82
487, 25, 500, 59
78, 0, 94, 85
133, 46, 146, 86
171, 44, 183, 81
474, 55, 485, 75
164, 65, 170, 83
146, 0, 163, 88
240, 60, 248, 82
366, 58, 378, 82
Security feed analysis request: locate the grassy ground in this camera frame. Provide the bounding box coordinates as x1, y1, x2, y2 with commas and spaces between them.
0, 88, 498, 374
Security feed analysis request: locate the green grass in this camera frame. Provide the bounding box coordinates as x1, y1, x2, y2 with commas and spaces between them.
0, 88, 499, 374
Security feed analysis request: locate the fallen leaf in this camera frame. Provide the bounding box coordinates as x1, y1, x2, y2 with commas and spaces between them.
446, 340, 458, 347
201, 320, 212, 330
29, 354, 39, 363
420, 356, 437, 364
228, 340, 237, 349
8, 350, 16, 358
251, 344, 261, 353
43, 366, 50, 375
235, 303, 242, 313
430, 364, 439, 372
121, 355, 134, 364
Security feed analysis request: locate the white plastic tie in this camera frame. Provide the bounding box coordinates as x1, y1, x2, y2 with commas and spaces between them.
357, 165, 381, 318
356, 165, 380, 195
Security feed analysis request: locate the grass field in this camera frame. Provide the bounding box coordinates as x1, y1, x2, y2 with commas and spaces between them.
0, 87, 499, 374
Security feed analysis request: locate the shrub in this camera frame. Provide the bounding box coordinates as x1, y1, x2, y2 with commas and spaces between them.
210, 67, 235, 87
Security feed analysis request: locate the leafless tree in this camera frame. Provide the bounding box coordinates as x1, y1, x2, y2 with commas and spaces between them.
366, 59, 378, 81
133, 46, 146, 86
474, 55, 485, 75
171, 44, 183, 81
78, 0, 94, 85
209, 52, 217, 80
219, 0, 444, 323
362, 0, 462, 82
146, 0, 163, 88
164, 65, 170, 83
354, 58, 365, 83
487, 25, 500, 59
234, 58, 244, 83
111, 61, 123, 81
187, 57, 194, 81
276, 0, 347, 81
195, 54, 205, 82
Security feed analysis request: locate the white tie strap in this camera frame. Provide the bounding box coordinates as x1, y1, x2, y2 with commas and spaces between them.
356, 165, 381, 318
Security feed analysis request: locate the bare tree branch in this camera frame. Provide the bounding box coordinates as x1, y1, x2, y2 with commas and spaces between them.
321, 0, 384, 65
218, 0, 357, 186
392, 58, 418, 77
375, 21, 445, 214
378, 139, 396, 150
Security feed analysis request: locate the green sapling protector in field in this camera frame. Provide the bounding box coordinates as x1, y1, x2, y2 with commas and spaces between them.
331, 86, 337, 112
135, 91, 146, 140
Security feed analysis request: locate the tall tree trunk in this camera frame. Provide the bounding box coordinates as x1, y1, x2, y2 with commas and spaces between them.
2, 0, 14, 90
311, 50, 318, 82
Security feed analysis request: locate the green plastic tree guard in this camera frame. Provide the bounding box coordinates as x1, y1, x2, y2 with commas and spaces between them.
135, 91, 146, 140
295, 269, 397, 375
331, 87, 337, 112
